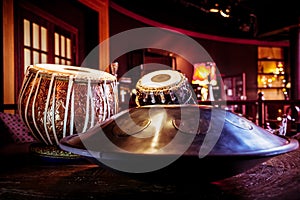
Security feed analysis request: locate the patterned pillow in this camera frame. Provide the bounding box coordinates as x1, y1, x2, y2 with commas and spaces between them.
0, 112, 36, 144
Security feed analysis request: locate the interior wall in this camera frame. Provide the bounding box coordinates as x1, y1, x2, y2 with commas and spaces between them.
0, 0, 3, 110
198, 40, 258, 100
16, 0, 99, 66
109, 8, 258, 100
2, 0, 15, 109
1, 0, 100, 110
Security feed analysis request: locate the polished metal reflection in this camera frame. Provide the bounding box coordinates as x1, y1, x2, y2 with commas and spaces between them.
60, 104, 299, 181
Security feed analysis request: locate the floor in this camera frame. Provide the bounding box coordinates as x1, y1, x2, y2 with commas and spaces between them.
0, 140, 300, 200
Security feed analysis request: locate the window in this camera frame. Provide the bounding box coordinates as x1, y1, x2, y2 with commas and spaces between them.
23, 19, 48, 69
20, 10, 77, 72
54, 32, 72, 65
16, 4, 78, 95
2, 0, 107, 112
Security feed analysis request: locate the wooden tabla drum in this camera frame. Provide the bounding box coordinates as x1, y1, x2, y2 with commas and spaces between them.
18, 64, 118, 146
135, 70, 196, 106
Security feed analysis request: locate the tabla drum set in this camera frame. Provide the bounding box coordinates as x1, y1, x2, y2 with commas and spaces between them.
18, 63, 299, 179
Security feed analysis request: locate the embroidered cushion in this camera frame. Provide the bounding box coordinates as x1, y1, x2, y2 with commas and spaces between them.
0, 112, 36, 144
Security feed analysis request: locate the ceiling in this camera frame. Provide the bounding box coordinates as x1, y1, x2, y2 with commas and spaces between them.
111, 0, 300, 41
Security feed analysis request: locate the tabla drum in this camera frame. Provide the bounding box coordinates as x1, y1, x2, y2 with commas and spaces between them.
135, 70, 196, 106
18, 64, 118, 146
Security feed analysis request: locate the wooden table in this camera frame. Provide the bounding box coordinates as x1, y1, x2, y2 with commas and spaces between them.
1, 142, 300, 200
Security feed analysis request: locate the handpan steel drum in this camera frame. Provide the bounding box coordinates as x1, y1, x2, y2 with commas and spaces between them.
18, 64, 118, 146
59, 105, 299, 181
135, 70, 196, 106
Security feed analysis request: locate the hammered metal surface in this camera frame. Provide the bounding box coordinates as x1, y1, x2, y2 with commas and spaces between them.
59, 105, 299, 181
18, 64, 118, 145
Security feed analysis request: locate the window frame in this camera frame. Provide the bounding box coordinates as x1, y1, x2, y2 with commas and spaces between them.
15, 1, 79, 97
2, 0, 108, 111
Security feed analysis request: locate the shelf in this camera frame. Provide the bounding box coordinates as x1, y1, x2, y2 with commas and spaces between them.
258, 58, 284, 61
257, 72, 285, 76
257, 46, 289, 100
258, 87, 285, 89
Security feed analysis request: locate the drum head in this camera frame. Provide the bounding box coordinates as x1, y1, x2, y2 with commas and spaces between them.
138, 70, 182, 89
31, 64, 116, 81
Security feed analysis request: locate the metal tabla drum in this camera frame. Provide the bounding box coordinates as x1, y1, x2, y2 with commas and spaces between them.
18, 64, 118, 147
135, 70, 196, 106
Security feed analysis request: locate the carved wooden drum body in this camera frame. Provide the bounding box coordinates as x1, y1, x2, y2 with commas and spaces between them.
18, 64, 118, 145
135, 70, 196, 106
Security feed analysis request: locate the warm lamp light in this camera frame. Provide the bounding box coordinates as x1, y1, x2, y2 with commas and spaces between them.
192, 62, 217, 86
220, 9, 230, 18
192, 62, 219, 101
209, 3, 219, 13
192, 63, 210, 84
277, 62, 283, 68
